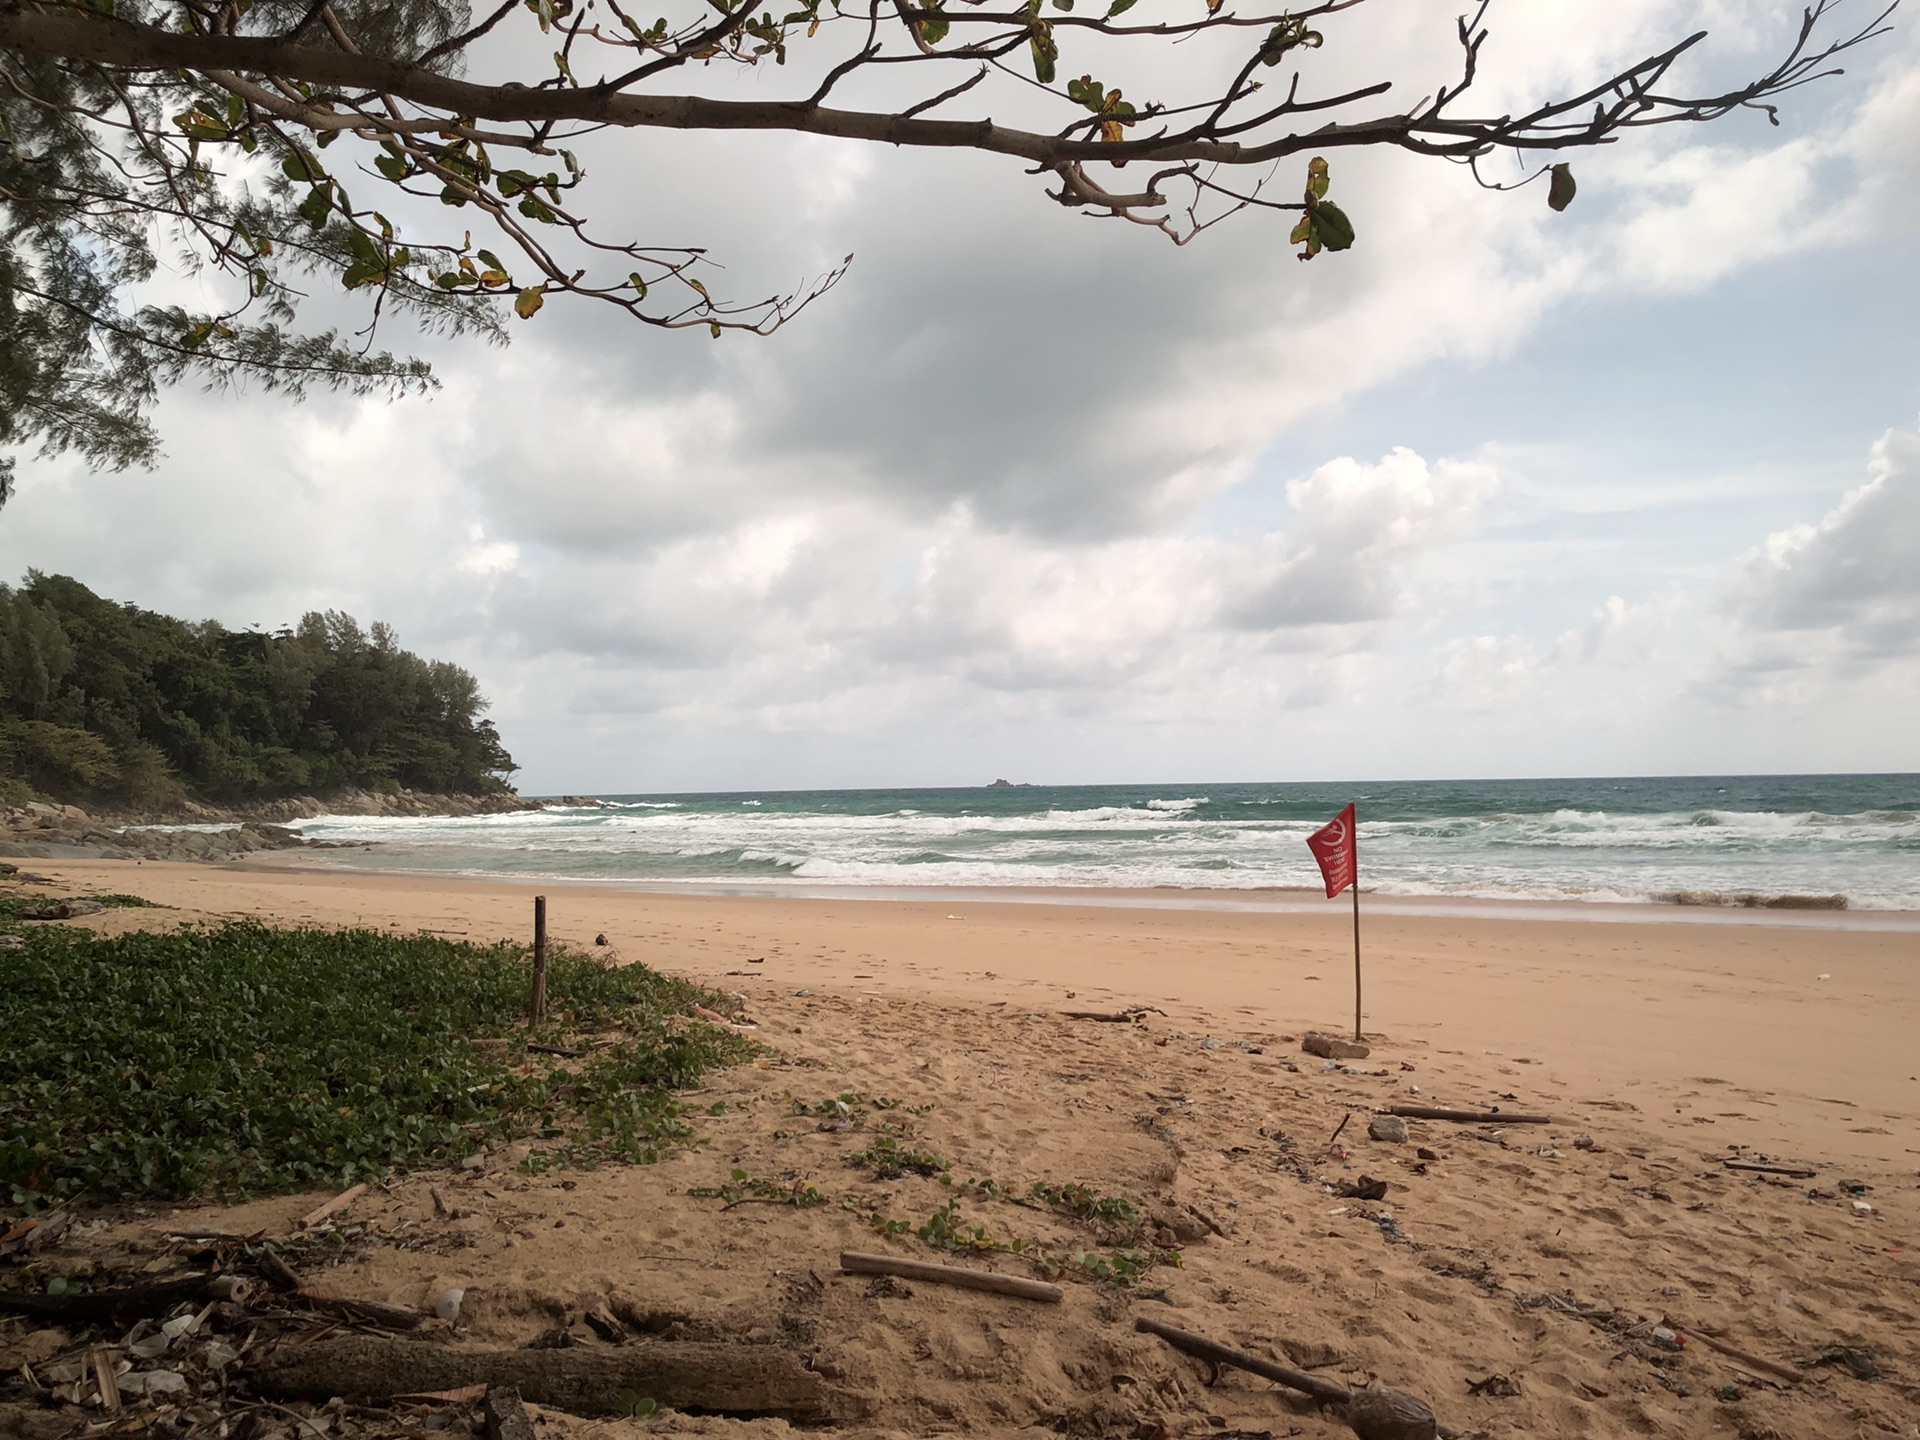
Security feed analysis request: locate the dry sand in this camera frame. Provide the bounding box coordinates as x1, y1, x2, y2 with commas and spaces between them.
10, 859, 1920, 1439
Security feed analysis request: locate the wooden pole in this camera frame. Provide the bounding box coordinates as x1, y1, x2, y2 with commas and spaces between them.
530, 895, 547, 1024
1350, 869, 1362, 1043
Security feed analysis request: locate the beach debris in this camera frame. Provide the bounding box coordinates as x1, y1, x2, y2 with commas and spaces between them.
1302, 1032, 1371, 1060
1133, 1318, 1439, 1440
527, 1041, 584, 1057
1333, 1176, 1390, 1202
1573, 1135, 1600, 1151
254, 1333, 845, 1420
18, 898, 106, 920
0, 1270, 236, 1323
1797, 1343, 1877, 1380
594, 933, 609, 946
1062, 1006, 1165, 1023
1464, 1373, 1521, 1397
1325, 1112, 1354, 1152
1724, 1160, 1817, 1178
1388, 1105, 1551, 1125
794, 988, 812, 996
1367, 1115, 1410, 1144
838, 1251, 1064, 1303
1850, 1199, 1877, 1216
1416, 1147, 1440, 1161
434, 1288, 467, 1323
583, 1304, 626, 1343
483, 1384, 537, 1440
1663, 1323, 1806, 1384
299, 1181, 368, 1229
1200, 1036, 1221, 1050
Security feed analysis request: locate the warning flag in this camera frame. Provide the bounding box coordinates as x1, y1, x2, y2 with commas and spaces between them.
1306, 802, 1357, 898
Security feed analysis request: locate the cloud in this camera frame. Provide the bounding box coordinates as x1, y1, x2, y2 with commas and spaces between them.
1710, 426, 1920, 695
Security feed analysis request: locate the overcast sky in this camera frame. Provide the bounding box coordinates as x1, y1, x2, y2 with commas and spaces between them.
4, 0, 1918, 795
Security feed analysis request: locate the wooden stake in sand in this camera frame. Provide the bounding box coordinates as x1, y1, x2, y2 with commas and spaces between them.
838, 1252, 1063, 1302
530, 895, 548, 1024
1306, 803, 1363, 1042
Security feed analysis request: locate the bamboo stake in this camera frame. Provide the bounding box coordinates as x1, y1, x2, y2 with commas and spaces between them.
838, 1252, 1062, 1302
530, 895, 548, 1024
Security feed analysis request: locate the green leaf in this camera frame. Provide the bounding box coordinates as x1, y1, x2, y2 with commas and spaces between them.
1547, 162, 1577, 213
346, 229, 381, 265
1104, 0, 1135, 15
281, 149, 323, 184
297, 186, 332, 230
374, 153, 408, 180
225, 94, 246, 127
1288, 215, 1312, 247
476, 250, 506, 271
1028, 19, 1057, 84
516, 195, 558, 224
439, 187, 469, 207
629, 272, 648, 300
1312, 200, 1354, 251
514, 287, 545, 319
342, 261, 384, 289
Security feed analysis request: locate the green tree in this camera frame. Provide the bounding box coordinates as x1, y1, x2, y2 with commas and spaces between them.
0, 574, 516, 803
0, 0, 1891, 495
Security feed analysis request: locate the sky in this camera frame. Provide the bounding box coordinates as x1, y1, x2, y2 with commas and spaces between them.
3, 0, 1918, 795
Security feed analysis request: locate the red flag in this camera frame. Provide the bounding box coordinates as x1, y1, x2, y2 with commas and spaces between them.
1306, 803, 1357, 898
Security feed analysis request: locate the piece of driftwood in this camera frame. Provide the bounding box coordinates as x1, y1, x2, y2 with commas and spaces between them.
293, 1293, 426, 1330
253, 1248, 302, 1291
1061, 1006, 1165, 1023
1302, 1032, 1370, 1060
838, 1252, 1063, 1303
252, 1334, 845, 1421
1723, 1160, 1817, 1178
482, 1385, 536, 1440
0, 1271, 225, 1323
299, 1183, 368, 1229
1671, 1324, 1806, 1385
1386, 1106, 1551, 1125
90, 1349, 121, 1415
1133, 1318, 1441, 1440
526, 1042, 583, 1058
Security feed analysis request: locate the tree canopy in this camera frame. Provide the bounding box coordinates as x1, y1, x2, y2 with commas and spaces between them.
0, 572, 516, 804
0, 0, 1894, 492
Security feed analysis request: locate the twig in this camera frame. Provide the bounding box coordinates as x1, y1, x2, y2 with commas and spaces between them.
1387, 1106, 1551, 1125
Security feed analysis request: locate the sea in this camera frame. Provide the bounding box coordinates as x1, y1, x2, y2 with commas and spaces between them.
283, 774, 1920, 913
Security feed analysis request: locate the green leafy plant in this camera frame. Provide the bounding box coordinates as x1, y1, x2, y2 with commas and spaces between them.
848, 1136, 950, 1180
0, 922, 750, 1212
616, 1389, 659, 1420
687, 1167, 823, 1210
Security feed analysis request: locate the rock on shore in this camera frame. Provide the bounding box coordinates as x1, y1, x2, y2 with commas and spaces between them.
0, 788, 535, 863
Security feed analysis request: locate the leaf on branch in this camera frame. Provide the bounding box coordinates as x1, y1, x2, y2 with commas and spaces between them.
1104, 0, 1136, 13
1312, 201, 1353, 251
514, 287, 546, 319
281, 149, 325, 184
297, 185, 334, 230
173, 109, 228, 141
1547, 162, 1577, 212
1259, 17, 1322, 65
1305, 155, 1329, 200
1028, 11, 1057, 84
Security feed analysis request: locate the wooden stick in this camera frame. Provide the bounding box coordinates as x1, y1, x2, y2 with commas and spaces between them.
90, 1348, 122, 1415
838, 1252, 1062, 1303
1351, 873, 1362, 1043
299, 1182, 368, 1229
1060, 1008, 1158, 1023
531, 895, 548, 1024
0, 1272, 226, 1322
526, 1042, 582, 1057
1723, 1160, 1817, 1178
1133, 1317, 1349, 1404
1670, 1323, 1806, 1385
294, 1293, 427, 1330
1387, 1106, 1552, 1125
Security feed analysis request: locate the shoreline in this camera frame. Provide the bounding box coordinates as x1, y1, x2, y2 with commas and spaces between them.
236, 849, 1920, 931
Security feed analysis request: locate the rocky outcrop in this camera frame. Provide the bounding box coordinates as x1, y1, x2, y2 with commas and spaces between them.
103, 787, 540, 827
0, 803, 316, 862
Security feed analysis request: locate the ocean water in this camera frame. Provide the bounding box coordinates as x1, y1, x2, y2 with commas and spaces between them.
286, 774, 1920, 910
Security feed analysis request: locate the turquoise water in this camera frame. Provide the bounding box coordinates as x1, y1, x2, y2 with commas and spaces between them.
288, 774, 1920, 910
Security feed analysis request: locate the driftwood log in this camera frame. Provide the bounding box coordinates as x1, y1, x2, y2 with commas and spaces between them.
1723, 1160, 1817, 1178
1134, 1318, 1442, 1440
251, 1334, 846, 1421
1386, 1106, 1551, 1125
839, 1251, 1063, 1302
0, 1271, 244, 1323
482, 1386, 536, 1440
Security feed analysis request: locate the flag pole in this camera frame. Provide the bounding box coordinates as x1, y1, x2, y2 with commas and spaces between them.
1349, 822, 1361, 1041
1351, 871, 1362, 1042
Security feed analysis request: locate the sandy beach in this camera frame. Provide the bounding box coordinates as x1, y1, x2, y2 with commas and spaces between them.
9, 858, 1920, 1438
